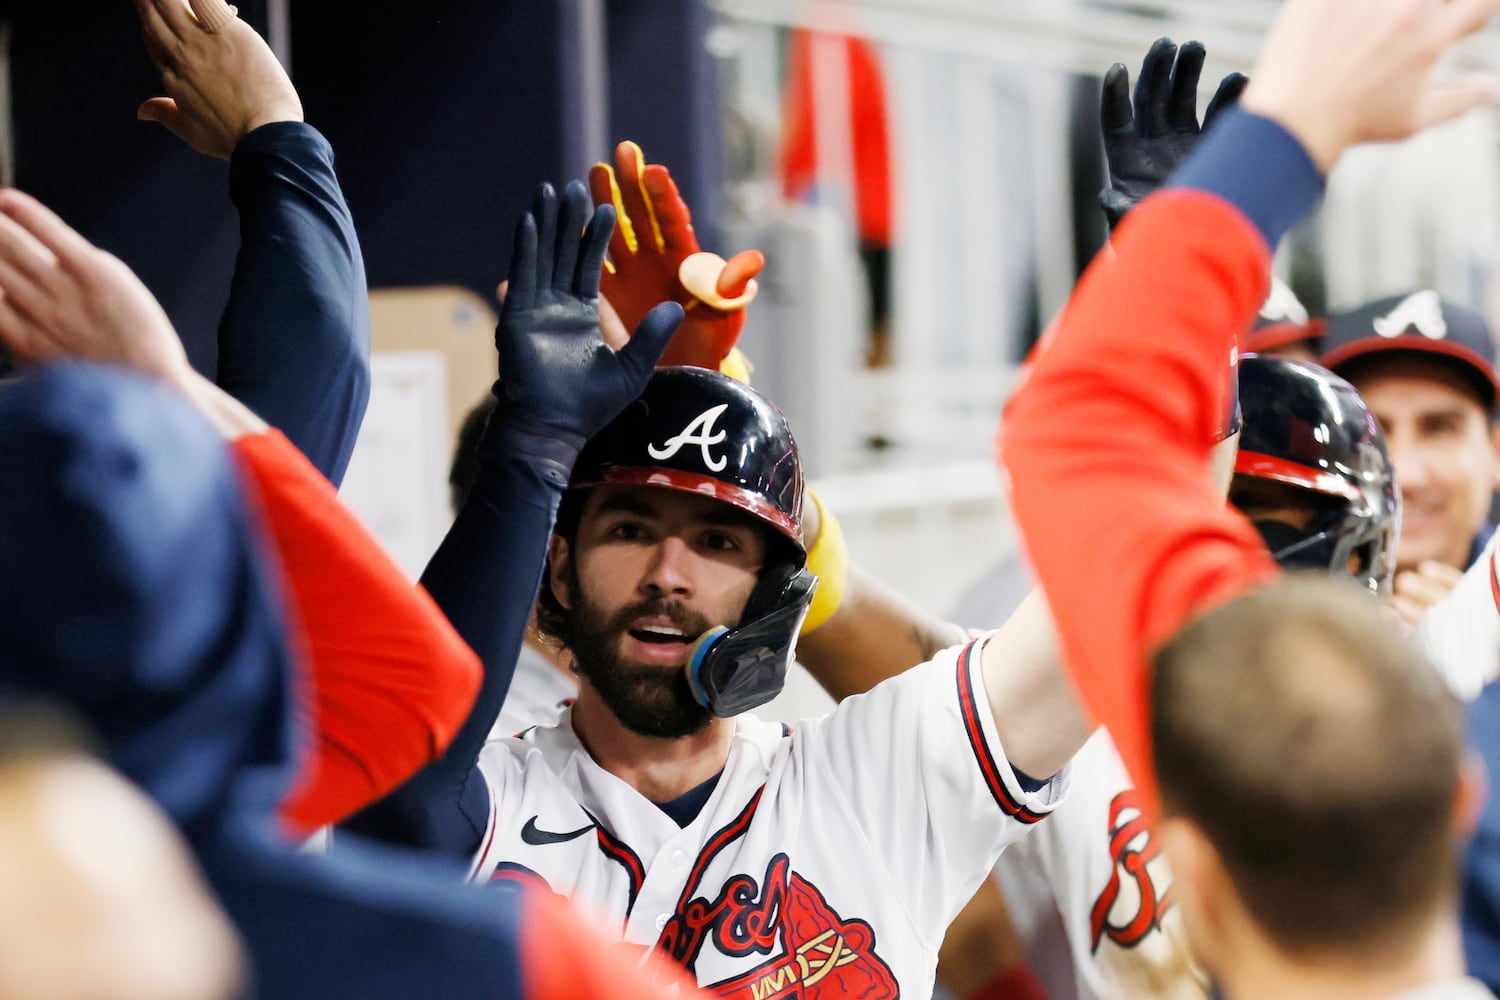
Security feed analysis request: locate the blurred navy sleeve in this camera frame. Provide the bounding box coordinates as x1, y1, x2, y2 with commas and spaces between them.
218, 121, 371, 486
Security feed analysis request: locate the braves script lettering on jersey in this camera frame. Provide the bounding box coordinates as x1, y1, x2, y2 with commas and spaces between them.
470, 640, 1067, 998
996, 730, 1204, 1000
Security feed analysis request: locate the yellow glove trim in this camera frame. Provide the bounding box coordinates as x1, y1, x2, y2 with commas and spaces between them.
800, 487, 848, 635
719, 348, 753, 385
596, 163, 637, 254
620, 140, 667, 253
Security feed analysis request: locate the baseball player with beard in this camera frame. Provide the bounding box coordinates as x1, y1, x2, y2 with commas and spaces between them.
345, 170, 1091, 997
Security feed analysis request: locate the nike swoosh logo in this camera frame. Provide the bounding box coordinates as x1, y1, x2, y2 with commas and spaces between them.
520, 816, 596, 846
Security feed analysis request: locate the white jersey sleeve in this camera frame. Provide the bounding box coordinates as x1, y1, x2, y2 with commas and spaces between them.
796, 635, 1069, 942
488, 641, 578, 739
1416, 532, 1500, 702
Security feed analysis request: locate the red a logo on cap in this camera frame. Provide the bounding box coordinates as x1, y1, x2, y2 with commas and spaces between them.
648, 404, 730, 471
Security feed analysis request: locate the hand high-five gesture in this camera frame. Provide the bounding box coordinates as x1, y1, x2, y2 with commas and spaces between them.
491, 181, 682, 463
1243, 0, 1500, 172
0, 190, 192, 383
1099, 38, 1247, 231
133, 0, 303, 159
589, 141, 762, 370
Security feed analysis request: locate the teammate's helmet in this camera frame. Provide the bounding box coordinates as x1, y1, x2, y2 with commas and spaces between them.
559, 367, 816, 717
1232, 355, 1400, 594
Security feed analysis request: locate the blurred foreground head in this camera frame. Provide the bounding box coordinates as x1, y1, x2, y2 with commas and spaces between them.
1151, 575, 1469, 972
0, 363, 295, 839
0, 697, 245, 1000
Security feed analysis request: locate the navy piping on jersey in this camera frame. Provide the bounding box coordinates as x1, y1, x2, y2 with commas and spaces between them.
670, 785, 767, 918
583, 810, 646, 917
955, 638, 1050, 824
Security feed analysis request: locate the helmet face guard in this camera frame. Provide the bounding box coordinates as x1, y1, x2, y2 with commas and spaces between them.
1235, 356, 1401, 595
685, 561, 817, 717
566, 367, 809, 716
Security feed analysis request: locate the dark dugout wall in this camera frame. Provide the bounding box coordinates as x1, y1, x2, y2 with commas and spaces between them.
9, 0, 720, 372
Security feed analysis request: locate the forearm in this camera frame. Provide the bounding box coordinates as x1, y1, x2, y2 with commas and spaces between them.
345, 436, 563, 856
217, 121, 371, 486
1001, 111, 1319, 798
221, 421, 483, 836
797, 565, 967, 701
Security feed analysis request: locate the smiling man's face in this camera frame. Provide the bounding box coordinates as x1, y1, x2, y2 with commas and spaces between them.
1349, 356, 1500, 571
547, 485, 767, 738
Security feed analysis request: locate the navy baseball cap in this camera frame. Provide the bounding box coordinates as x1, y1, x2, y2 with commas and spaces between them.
1320, 290, 1499, 411
1247, 277, 1324, 355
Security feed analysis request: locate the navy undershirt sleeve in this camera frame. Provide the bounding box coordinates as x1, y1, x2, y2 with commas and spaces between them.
218, 121, 371, 486
1167, 108, 1324, 254
342, 426, 562, 859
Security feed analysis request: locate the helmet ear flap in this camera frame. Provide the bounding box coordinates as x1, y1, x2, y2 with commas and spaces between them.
684, 565, 818, 717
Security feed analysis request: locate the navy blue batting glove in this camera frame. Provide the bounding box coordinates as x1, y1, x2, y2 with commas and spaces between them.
485, 180, 683, 486
1098, 38, 1247, 232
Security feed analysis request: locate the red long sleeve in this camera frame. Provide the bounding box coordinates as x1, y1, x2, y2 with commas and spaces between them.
230, 429, 481, 836
999, 190, 1278, 810
521, 888, 703, 1000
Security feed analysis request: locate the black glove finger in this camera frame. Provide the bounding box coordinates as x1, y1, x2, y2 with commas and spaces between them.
1135, 37, 1176, 138
577, 204, 614, 300
532, 182, 559, 296
506, 212, 539, 314
553, 180, 589, 295
1204, 72, 1249, 131
1099, 63, 1134, 136
617, 301, 684, 383
1168, 41, 1206, 133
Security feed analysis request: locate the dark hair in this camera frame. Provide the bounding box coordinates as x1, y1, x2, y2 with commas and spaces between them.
1151, 573, 1464, 958
533, 489, 586, 650
449, 396, 498, 515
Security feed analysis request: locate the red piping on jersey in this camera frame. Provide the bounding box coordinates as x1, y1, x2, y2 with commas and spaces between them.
1490, 548, 1499, 615
473, 793, 503, 877
587, 813, 646, 918
671, 785, 767, 916
956, 639, 1047, 824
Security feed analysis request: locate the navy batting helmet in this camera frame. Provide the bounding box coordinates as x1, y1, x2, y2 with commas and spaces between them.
1232, 355, 1400, 594
560, 367, 815, 717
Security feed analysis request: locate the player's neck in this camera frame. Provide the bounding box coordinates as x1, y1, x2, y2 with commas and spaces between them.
1212, 904, 1464, 1000
570, 689, 735, 804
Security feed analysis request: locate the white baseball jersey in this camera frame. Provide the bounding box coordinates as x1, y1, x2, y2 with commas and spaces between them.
489, 641, 578, 739
995, 729, 1205, 1000
1416, 531, 1500, 702
471, 638, 1067, 999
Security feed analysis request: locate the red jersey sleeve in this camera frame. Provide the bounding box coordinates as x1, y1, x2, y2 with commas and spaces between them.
230, 429, 481, 836
999, 190, 1278, 810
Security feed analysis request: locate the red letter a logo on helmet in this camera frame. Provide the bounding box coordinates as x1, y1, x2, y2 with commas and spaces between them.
648, 404, 730, 471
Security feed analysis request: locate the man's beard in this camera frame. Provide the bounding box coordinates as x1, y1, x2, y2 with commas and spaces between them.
566, 565, 717, 739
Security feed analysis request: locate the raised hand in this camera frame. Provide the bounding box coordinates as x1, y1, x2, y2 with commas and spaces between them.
0, 189, 192, 384
1242, 0, 1500, 172
491, 181, 682, 458
1099, 38, 1247, 231
589, 141, 762, 369
133, 0, 303, 159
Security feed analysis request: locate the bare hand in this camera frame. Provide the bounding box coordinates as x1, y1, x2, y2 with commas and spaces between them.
1390, 559, 1466, 628
0, 190, 193, 384
1242, 0, 1500, 172
134, 0, 303, 159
